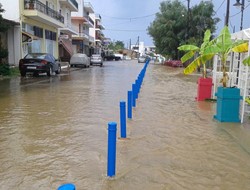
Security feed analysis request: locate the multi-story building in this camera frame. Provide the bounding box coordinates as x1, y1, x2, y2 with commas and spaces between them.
21, 0, 65, 58
58, 0, 78, 62
1, 0, 106, 65
71, 1, 94, 56
1, 0, 79, 65
93, 14, 104, 54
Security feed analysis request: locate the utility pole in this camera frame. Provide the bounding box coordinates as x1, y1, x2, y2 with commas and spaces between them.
137, 36, 140, 56
225, 0, 230, 26
187, 0, 190, 39
239, 0, 245, 30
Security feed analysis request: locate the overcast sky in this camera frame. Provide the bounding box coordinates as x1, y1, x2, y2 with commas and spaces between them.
89, 0, 250, 47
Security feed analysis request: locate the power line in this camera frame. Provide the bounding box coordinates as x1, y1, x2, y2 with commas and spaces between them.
215, 0, 226, 15
101, 13, 156, 20
230, 2, 250, 18
105, 28, 146, 32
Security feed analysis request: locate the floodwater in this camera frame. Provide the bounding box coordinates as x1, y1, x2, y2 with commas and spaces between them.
0, 60, 250, 190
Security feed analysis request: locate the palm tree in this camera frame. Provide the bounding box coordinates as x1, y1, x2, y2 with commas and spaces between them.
178, 29, 214, 78
204, 26, 248, 87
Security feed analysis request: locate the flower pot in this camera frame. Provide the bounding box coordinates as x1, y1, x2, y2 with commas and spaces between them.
213, 87, 242, 122
195, 77, 213, 101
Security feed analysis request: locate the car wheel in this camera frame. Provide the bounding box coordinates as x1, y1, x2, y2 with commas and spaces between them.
55, 65, 61, 74
47, 66, 53, 76
20, 71, 26, 77
100, 63, 103, 67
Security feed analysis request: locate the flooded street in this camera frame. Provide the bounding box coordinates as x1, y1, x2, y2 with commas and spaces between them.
0, 60, 250, 190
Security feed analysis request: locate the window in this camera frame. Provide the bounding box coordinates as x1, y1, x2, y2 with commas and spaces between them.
33, 26, 43, 38
45, 30, 56, 41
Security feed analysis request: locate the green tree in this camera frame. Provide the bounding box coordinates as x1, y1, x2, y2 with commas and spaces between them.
148, 0, 219, 60
178, 29, 215, 78
0, 3, 9, 65
108, 40, 125, 52
188, 1, 219, 46
148, 0, 187, 59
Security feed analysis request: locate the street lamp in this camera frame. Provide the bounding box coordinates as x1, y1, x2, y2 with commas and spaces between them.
233, 0, 245, 30
225, 0, 230, 26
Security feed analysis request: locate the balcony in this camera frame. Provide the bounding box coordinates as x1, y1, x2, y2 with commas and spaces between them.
95, 23, 105, 30
72, 32, 89, 41
24, 0, 64, 28
89, 36, 94, 43
83, 15, 94, 27
59, 23, 78, 35
95, 14, 101, 20
84, 2, 94, 13
59, 0, 78, 12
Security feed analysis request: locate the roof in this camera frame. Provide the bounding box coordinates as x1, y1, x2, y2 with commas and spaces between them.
3, 18, 20, 25
231, 28, 250, 40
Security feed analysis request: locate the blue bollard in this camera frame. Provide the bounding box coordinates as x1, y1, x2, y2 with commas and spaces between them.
135, 80, 139, 99
58, 183, 75, 190
132, 83, 136, 107
107, 122, 117, 177
127, 91, 132, 119
120, 101, 126, 138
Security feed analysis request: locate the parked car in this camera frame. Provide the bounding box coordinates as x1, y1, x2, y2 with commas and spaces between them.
138, 56, 147, 63
90, 54, 103, 66
70, 53, 90, 68
19, 53, 61, 77
164, 60, 183, 67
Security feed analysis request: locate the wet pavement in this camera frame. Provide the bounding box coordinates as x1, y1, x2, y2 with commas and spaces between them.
0, 60, 250, 190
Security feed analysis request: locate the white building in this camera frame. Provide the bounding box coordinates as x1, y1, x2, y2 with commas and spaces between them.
0, 0, 79, 65
71, 1, 95, 55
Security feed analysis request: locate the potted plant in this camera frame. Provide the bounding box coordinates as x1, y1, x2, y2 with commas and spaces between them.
178, 29, 215, 101
204, 26, 248, 122
29, 0, 35, 10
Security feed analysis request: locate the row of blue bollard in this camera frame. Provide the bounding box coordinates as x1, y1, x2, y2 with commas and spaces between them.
58, 60, 150, 189
107, 59, 150, 178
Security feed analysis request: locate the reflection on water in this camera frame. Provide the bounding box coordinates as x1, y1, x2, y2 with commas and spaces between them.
0, 61, 250, 190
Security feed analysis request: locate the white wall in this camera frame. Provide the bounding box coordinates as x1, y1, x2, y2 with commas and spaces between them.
71, 0, 83, 17
8, 25, 21, 65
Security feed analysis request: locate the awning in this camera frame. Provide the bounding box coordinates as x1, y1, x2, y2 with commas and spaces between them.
22, 31, 40, 43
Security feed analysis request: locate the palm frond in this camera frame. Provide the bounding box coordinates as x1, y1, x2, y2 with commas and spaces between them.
232, 42, 248, 53
243, 56, 250, 66
180, 51, 195, 63
178, 45, 199, 51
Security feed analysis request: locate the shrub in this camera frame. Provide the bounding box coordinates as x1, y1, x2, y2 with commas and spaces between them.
0, 64, 10, 76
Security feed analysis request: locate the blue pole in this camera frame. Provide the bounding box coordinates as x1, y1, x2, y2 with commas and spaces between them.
58, 183, 75, 190
128, 91, 132, 119
120, 101, 126, 138
132, 83, 136, 107
107, 122, 117, 177
135, 79, 139, 99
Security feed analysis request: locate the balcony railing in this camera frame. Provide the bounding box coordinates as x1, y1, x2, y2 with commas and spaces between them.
95, 14, 101, 20
83, 15, 94, 26
24, 0, 64, 23
69, 0, 78, 9
72, 32, 89, 40
84, 2, 94, 13
88, 17, 94, 26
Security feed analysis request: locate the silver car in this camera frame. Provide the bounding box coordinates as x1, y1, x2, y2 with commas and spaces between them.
138, 56, 147, 63
70, 53, 90, 68
90, 54, 103, 67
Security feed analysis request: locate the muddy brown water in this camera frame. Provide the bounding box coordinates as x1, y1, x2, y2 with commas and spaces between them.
0, 60, 250, 190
